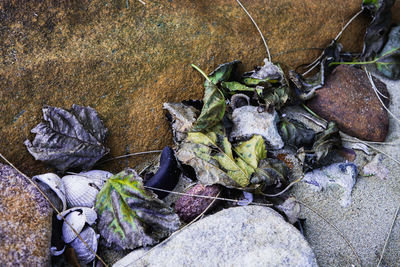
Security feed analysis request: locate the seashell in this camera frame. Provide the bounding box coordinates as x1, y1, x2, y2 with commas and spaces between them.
33, 173, 67, 211
62, 175, 100, 208
62, 210, 87, 243
57, 207, 97, 225
77, 170, 113, 189
50, 245, 65, 256
70, 226, 99, 264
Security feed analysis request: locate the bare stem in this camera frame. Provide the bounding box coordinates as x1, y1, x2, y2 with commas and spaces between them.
235, 0, 271, 62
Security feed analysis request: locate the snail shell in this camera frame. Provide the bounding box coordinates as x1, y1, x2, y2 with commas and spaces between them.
33, 173, 67, 212
70, 226, 99, 264
77, 170, 113, 188
62, 175, 100, 208
61, 208, 97, 243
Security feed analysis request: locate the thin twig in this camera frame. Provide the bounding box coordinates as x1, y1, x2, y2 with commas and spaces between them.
0, 153, 108, 266
365, 68, 400, 125
342, 137, 400, 146
97, 150, 162, 164
302, 9, 362, 76
333, 9, 363, 42
235, 0, 271, 62
144, 186, 272, 207
297, 199, 362, 266
126, 191, 222, 266
377, 204, 400, 267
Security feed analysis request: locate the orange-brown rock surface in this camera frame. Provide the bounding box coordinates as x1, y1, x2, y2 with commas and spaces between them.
1, 0, 399, 174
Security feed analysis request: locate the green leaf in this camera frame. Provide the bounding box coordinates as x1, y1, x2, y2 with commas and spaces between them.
208, 60, 240, 85
278, 118, 315, 148
95, 170, 180, 250
182, 132, 266, 188
312, 121, 341, 161
221, 81, 258, 93
242, 77, 279, 86
192, 80, 226, 132
250, 159, 289, 186
261, 86, 290, 110
235, 135, 266, 169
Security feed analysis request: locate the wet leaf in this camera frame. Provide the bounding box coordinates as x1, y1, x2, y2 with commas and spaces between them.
207, 60, 240, 85
95, 169, 180, 250
24, 105, 109, 172
192, 81, 226, 132
178, 132, 266, 188
376, 25, 400, 80
278, 118, 315, 148
312, 121, 341, 161
361, 0, 395, 60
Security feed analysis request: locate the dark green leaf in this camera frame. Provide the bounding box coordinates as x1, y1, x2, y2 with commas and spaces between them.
376, 25, 400, 79
261, 86, 290, 110
192, 82, 226, 132
361, 0, 395, 60
312, 121, 341, 161
278, 118, 315, 148
250, 159, 289, 186
207, 60, 240, 85
221, 81, 260, 93
95, 170, 180, 250
24, 105, 109, 172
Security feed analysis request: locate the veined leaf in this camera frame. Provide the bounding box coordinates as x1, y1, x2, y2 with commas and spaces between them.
192, 81, 226, 132
312, 121, 341, 161
184, 132, 266, 188
24, 105, 109, 172
207, 60, 240, 85
95, 170, 180, 250
278, 118, 315, 148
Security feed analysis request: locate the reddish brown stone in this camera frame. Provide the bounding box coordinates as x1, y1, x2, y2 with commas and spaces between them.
306, 65, 389, 142
0, 164, 52, 266
175, 184, 221, 223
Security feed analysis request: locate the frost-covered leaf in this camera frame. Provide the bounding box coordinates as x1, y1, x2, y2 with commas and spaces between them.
278, 118, 315, 148
178, 132, 266, 188
24, 105, 109, 172
163, 102, 200, 142
207, 60, 240, 85
241, 59, 283, 85
95, 169, 180, 250
376, 25, 400, 80
192, 82, 226, 132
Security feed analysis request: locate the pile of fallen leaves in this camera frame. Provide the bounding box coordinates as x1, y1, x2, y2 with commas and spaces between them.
19, 0, 399, 265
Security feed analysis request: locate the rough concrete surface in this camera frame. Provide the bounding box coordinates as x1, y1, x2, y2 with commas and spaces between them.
292, 71, 400, 266
1, 0, 400, 175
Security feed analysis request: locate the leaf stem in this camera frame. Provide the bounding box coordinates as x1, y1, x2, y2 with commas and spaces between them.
191, 64, 212, 83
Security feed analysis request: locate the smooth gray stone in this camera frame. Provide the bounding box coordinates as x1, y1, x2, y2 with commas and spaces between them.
115, 206, 317, 267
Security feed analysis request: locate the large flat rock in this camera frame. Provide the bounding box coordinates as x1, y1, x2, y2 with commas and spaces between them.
114, 206, 317, 267
1, 0, 400, 174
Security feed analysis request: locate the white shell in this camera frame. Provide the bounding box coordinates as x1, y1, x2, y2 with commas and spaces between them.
62, 210, 87, 243
70, 226, 99, 264
33, 173, 67, 211
78, 170, 113, 188
62, 175, 99, 208
57, 207, 97, 225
